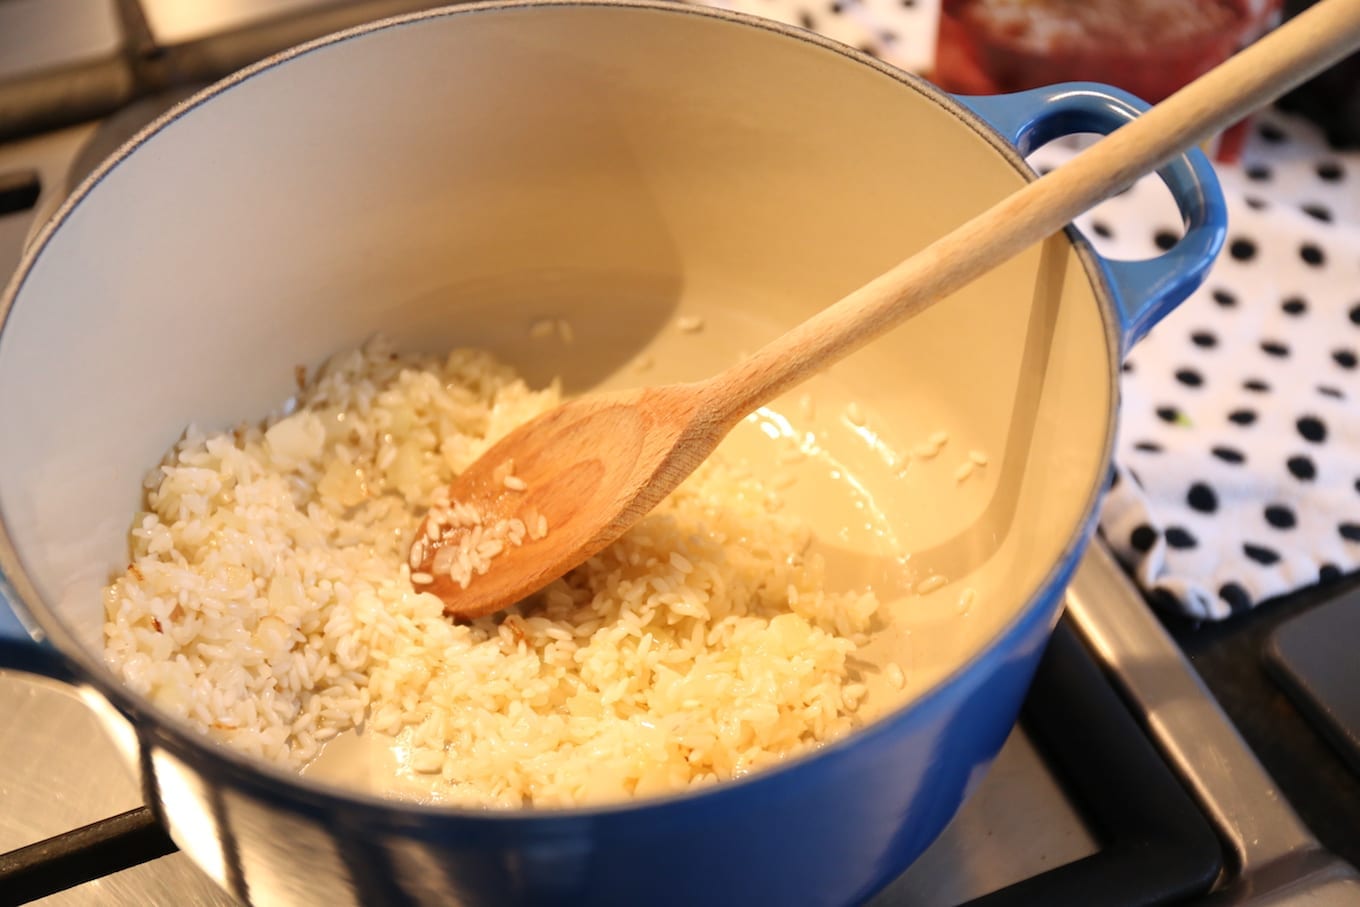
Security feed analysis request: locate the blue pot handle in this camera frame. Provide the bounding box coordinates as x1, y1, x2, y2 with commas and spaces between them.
0, 574, 72, 681
955, 83, 1227, 352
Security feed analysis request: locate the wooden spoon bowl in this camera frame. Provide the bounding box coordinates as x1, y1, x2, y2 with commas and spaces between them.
411, 385, 727, 618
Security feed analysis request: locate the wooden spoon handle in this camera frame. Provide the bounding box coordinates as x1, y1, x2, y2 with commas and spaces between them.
697, 0, 1360, 422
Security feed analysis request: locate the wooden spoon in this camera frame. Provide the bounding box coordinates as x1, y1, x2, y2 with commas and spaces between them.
411, 0, 1360, 619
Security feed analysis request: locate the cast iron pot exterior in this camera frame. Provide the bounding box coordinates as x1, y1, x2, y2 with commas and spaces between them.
0, 3, 1224, 904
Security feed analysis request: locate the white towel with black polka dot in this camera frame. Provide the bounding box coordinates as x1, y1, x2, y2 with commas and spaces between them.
692, 0, 1358, 620
1057, 111, 1360, 620
697, 0, 940, 72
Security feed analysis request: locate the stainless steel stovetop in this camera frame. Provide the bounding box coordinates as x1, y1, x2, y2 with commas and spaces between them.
0, 2, 1358, 904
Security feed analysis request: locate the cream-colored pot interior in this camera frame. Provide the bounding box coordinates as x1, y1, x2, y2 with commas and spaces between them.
0, 1, 1112, 795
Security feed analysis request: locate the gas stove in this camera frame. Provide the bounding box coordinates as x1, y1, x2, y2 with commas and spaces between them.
0, 2, 1358, 905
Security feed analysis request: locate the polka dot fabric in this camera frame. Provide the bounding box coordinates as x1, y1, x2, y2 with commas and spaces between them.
690, 0, 1358, 620
697, 0, 939, 73
1032, 113, 1360, 620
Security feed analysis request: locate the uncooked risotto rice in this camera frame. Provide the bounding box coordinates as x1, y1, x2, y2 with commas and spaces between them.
103, 337, 881, 807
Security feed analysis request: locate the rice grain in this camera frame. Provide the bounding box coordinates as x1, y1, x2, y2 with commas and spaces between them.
103, 337, 882, 807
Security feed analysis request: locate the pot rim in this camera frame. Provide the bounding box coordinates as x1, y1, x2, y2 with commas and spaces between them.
0, 0, 1121, 821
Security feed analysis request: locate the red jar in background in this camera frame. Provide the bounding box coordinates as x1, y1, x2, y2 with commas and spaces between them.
933, 0, 1282, 161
